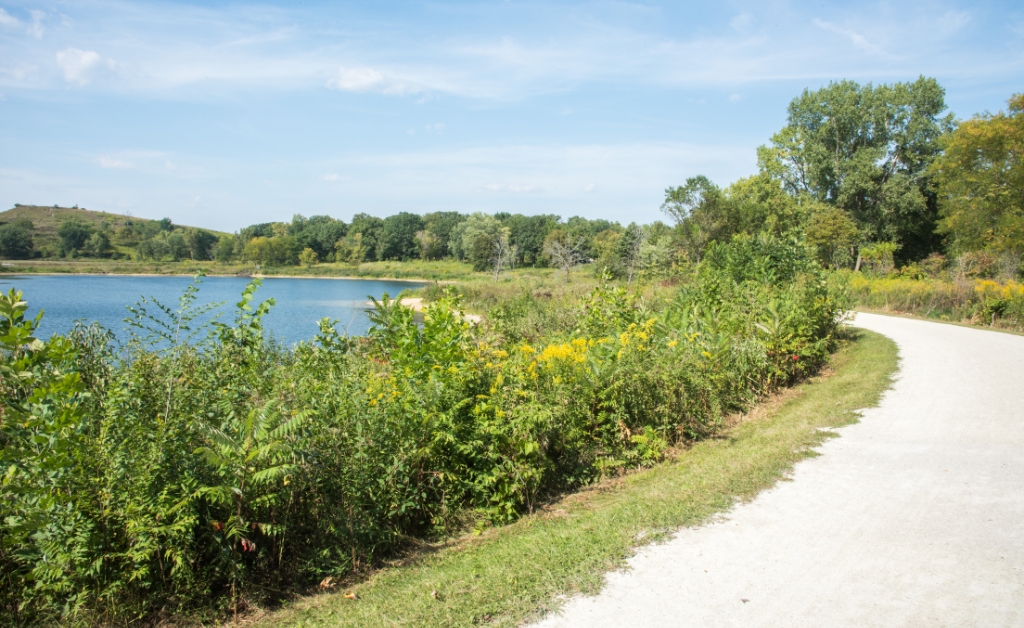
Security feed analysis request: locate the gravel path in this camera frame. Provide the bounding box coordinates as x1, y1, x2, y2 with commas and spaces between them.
534, 313, 1024, 627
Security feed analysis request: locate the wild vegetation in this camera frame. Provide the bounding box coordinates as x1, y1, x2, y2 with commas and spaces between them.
1, 233, 847, 625
260, 329, 897, 628
4, 80, 1021, 301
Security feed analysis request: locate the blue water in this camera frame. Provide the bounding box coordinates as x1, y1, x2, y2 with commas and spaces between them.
0, 275, 423, 345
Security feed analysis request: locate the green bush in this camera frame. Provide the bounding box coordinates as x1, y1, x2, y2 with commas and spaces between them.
0, 237, 848, 624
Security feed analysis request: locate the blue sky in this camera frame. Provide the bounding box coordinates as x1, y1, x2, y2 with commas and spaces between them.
1, 1, 1022, 231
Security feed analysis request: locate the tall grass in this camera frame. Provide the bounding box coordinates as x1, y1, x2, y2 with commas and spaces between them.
0, 235, 847, 625
849, 272, 1024, 330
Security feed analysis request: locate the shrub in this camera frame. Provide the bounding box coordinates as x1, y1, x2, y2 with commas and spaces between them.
0, 241, 848, 624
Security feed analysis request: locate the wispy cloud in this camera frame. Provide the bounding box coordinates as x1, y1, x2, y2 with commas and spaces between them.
96, 156, 133, 169
327, 66, 392, 92
729, 13, 754, 32
483, 183, 543, 193
56, 48, 114, 85
813, 19, 889, 56
27, 9, 44, 39
0, 8, 20, 29
0, 1, 1016, 98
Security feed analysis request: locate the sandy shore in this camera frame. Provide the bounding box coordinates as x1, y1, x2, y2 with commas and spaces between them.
389, 297, 483, 324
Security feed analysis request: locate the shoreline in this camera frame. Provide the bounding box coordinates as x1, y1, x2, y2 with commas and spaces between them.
0, 270, 434, 284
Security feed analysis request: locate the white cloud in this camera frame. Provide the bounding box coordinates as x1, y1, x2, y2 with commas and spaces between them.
27, 9, 44, 39
56, 48, 111, 85
327, 66, 385, 91
583, 183, 596, 192
933, 11, 971, 36
425, 122, 445, 133
729, 93, 741, 102
0, 64, 37, 81
730, 13, 754, 32
96, 156, 133, 169
0, 8, 20, 29
813, 18, 888, 56
325, 66, 421, 95
483, 183, 543, 194
321, 173, 350, 181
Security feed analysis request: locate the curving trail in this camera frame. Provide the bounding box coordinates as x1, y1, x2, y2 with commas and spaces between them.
534, 313, 1024, 627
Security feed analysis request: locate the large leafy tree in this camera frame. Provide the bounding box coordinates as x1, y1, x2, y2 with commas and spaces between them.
293, 215, 347, 261
0, 224, 34, 259
378, 212, 424, 261
502, 213, 559, 266
423, 211, 467, 257
183, 228, 218, 260
661, 175, 725, 263
759, 76, 954, 262
347, 213, 385, 262
932, 93, 1024, 259
722, 174, 806, 238
57, 219, 92, 255
449, 212, 505, 262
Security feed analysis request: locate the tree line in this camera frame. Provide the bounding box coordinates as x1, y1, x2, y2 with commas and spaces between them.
2, 77, 1021, 279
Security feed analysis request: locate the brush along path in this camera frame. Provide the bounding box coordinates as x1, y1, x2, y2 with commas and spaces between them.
535, 313, 1024, 628
257, 330, 896, 627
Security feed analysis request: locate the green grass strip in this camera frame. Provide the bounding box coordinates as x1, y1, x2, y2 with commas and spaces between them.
260, 328, 898, 627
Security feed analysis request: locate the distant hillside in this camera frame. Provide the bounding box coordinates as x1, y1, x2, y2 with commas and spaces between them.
0, 205, 226, 243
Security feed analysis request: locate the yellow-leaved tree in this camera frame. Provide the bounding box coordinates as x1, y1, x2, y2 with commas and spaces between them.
932, 93, 1024, 262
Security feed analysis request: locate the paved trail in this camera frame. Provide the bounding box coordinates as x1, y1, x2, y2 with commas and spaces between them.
534, 313, 1024, 627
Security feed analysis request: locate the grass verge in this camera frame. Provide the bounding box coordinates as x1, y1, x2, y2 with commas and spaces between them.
253, 328, 898, 628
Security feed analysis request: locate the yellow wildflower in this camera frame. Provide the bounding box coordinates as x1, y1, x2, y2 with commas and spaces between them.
539, 343, 573, 362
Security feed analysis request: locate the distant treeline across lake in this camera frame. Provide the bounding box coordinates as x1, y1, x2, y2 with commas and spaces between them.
0, 275, 423, 343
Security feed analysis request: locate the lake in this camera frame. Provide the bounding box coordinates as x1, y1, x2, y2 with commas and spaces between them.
0, 274, 424, 344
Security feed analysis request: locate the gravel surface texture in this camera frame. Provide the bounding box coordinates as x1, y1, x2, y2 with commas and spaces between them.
533, 313, 1024, 627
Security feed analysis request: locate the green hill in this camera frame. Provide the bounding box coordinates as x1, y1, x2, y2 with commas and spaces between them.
0, 204, 228, 259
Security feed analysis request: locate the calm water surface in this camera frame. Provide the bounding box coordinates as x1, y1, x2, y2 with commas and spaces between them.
1, 274, 423, 344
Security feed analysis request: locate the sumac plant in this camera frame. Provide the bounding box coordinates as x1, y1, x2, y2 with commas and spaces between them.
0, 237, 848, 625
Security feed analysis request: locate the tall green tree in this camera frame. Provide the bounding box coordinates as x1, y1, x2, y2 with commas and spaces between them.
0, 224, 34, 259
759, 76, 954, 262
423, 211, 467, 258
722, 174, 806, 237
449, 212, 505, 263
347, 214, 385, 262
183, 228, 218, 260
378, 212, 424, 261
804, 206, 861, 269
661, 175, 725, 263
57, 219, 92, 256
502, 213, 559, 266
932, 93, 1024, 260
296, 217, 347, 261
